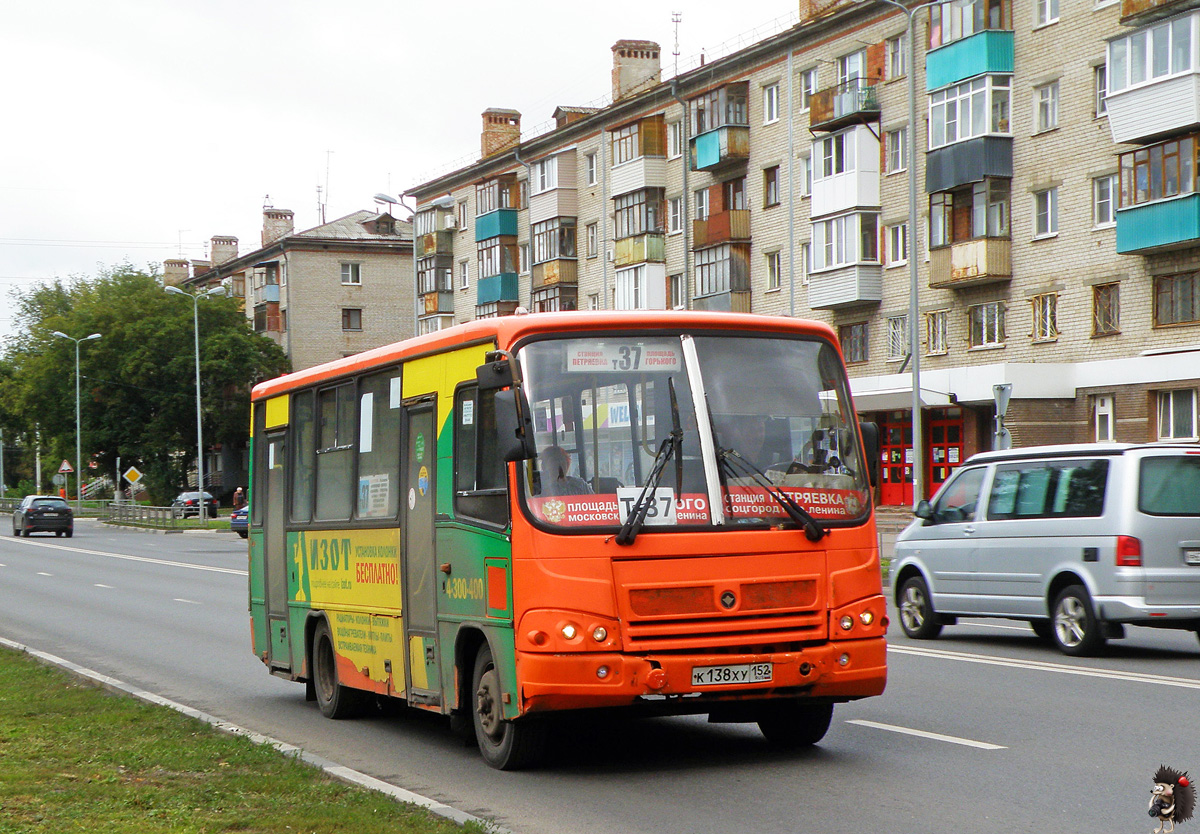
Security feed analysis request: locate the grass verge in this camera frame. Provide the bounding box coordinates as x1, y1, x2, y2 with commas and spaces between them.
0, 647, 481, 833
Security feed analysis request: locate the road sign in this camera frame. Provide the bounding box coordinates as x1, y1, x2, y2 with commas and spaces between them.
123, 466, 143, 485
58, 459, 74, 474
993, 383, 1012, 417
52, 474, 66, 486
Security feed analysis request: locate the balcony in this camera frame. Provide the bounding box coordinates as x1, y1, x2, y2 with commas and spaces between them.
1121, 0, 1200, 24
925, 136, 1012, 194
692, 210, 751, 249
807, 265, 883, 310
529, 187, 579, 226
477, 273, 519, 305
928, 238, 1012, 288
610, 156, 667, 198
531, 258, 578, 287
613, 233, 666, 266
1106, 73, 1200, 145
926, 31, 1014, 92
416, 229, 453, 257
690, 125, 750, 172
1116, 193, 1200, 253
692, 290, 751, 313
474, 208, 518, 242
809, 79, 881, 132
421, 290, 455, 314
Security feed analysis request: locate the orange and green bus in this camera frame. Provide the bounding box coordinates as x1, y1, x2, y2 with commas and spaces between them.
248, 311, 887, 769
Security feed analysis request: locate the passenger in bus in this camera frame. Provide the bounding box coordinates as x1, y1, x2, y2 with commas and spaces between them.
538, 446, 593, 496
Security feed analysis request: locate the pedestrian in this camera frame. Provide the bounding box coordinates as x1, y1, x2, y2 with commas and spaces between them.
232, 486, 245, 509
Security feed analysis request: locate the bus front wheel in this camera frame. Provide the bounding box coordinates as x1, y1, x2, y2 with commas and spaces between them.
312, 619, 366, 719
471, 644, 546, 770
757, 701, 834, 748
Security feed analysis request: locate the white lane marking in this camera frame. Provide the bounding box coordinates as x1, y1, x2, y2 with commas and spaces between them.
846, 719, 1006, 750
36, 572, 53, 577
969, 622, 1030, 632
173, 598, 201, 605
95, 584, 113, 589
2, 538, 246, 576
890, 644, 1200, 690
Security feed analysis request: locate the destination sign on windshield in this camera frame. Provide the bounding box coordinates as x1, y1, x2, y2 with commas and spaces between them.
565, 341, 682, 373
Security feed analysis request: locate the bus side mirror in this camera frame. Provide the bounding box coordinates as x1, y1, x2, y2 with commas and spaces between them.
476, 358, 515, 391
858, 421, 880, 487
494, 388, 537, 462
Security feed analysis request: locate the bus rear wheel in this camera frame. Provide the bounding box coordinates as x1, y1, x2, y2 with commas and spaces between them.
312, 619, 366, 719
757, 701, 834, 748
472, 644, 546, 770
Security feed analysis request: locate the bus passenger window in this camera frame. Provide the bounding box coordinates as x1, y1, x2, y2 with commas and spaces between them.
314, 383, 355, 521
454, 386, 509, 527
290, 390, 315, 523
357, 369, 401, 519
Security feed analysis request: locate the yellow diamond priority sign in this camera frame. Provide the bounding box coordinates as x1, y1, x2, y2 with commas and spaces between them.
123, 466, 143, 485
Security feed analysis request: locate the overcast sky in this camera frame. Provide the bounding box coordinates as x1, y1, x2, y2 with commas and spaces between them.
1, 1, 798, 343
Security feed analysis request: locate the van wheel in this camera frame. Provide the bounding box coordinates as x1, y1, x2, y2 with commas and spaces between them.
1052, 585, 1106, 656
472, 644, 546, 770
757, 701, 834, 748
1030, 619, 1054, 641
312, 619, 366, 719
898, 576, 943, 639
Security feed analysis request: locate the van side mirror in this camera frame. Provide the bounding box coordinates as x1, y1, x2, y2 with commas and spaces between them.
914, 500, 933, 521
493, 388, 537, 462
858, 421, 880, 487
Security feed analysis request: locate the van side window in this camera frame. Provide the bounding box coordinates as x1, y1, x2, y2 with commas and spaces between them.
987, 459, 1108, 520
930, 467, 985, 523
453, 384, 509, 528
1139, 456, 1200, 515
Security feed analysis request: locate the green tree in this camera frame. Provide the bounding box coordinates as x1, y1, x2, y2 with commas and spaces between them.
1, 264, 290, 502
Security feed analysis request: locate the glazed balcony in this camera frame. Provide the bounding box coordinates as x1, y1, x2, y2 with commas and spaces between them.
416, 229, 453, 257
421, 290, 455, 314
477, 273, 519, 305
928, 238, 1012, 288
474, 208, 518, 242
926, 31, 1014, 91
692, 210, 751, 249
807, 265, 883, 310
1116, 193, 1200, 253
689, 125, 750, 172
809, 79, 881, 132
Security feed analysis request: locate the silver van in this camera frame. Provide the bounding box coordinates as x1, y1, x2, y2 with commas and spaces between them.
891, 443, 1200, 655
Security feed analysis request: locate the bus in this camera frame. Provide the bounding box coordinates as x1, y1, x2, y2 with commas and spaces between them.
247, 311, 887, 769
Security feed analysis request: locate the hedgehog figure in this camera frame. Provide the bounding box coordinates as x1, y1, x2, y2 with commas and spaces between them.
1150, 765, 1195, 834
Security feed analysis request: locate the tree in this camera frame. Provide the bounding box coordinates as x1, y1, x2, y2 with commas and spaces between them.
1, 264, 290, 502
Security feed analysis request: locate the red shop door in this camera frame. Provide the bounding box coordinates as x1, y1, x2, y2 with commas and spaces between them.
926, 408, 965, 495
878, 411, 913, 507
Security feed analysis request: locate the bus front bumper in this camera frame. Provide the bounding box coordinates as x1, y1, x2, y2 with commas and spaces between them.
516, 636, 887, 714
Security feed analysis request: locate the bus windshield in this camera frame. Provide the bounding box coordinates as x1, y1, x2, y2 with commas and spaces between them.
518, 332, 870, 531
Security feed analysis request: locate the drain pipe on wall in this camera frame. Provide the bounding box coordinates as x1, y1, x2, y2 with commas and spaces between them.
512, 146, 534, 309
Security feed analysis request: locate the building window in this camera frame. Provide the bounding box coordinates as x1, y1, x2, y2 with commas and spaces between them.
930, 179, 1011, 247
800, 68, 817, 112
667, 121, 683, 159
927, 310, 949, 355
670, 273, 686, 309
342, 308, 362, 331
519, 243, 530, 274
1093, 282, 1120, 335
668, 197, 683, 233
928, 0, 1013, 48
763, 166, 781, 207
1094, 174, 1117, 227
1119, 137, 1197, 208
456, 199, 469, 230
531, 217, 576, 264
586, 222, 599, 258
929, 75, 1011, 149
885, 127, 907, 174
694, 188, 710, 220
1093, 394, 1115, 441
588, 292, 600, 310
690, 83, 748, 135
839, 322, 869, 364
816, 130, 856, 179
766, 251, 782, 290
1155, 272, 1200, 325
696, 245, 732, 296
799, 242, 810, 286
887, 315, 909, 359
615, 265, 647, 310
1034, 82, 1059, 133
614, 189, 664, 239
1034, 187, 1058, 238
1035, 0, 1058, 26
811, 213, 879, 271
886, 33, 906, 80
532, 156, 558, 195
763, 83, 780, 124
1158, 389, 1197, 439
886, 223, 909, 266
798, 154, 812, 197
1109, 18, 1193, 94
1032, 292, 1059, 341
723, 177, 746, 211
969, 301, 1005, 347
1094, 64, 1108, 116
341, 263, 361, 285
459, 259, 469, 290
586, 152, 597, 186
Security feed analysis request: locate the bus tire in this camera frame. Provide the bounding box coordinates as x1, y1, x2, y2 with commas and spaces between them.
312, 619, 366, 719
472, 644, 545, 770
757, 701, 834, 748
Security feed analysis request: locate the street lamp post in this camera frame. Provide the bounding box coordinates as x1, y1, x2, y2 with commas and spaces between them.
165, 284, 226, 521
51, 330, 102, 508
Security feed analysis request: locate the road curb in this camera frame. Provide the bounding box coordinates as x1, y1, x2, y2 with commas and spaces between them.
0, 636, 506, 833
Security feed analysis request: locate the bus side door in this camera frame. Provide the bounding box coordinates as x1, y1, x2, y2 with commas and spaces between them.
262, 430, 291, 671
402, 397, 441, 704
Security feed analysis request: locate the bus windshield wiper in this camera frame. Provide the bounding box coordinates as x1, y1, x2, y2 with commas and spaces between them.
616, 378, 683, 546
718, 449, 828, 542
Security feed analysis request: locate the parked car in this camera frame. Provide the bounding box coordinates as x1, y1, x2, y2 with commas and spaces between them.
229, 506, 248, 538
13, 495, 74, 537
171, 491, 219, 518
892, 442, 1200, 657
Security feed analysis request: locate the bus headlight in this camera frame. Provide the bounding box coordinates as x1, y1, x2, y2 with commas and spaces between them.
839, 615, 854, 631
561, 623, 578, 640
517, 610, 622, 652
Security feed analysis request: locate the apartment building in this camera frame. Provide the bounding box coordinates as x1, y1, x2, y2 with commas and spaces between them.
405, 0, 1200, 506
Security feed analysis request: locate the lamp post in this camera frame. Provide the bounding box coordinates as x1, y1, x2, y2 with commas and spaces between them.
165, 284, 226, 521
861, 0, 936, 508
51, 330, 102, 508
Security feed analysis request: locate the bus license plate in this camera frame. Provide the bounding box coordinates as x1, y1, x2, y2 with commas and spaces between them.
1186, 550, 1200, 565
691, 662, 772, 686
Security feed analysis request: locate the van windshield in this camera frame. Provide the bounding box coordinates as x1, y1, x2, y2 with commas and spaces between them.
1139, 455, 1200, 515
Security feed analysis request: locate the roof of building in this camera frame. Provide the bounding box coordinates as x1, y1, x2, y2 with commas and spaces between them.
291, 210, 412, 242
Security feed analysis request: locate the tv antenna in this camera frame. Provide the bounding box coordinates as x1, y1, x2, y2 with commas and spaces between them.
672, 12, 682, 78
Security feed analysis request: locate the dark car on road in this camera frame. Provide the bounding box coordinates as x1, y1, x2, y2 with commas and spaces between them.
172, 491, 219, 518
13, 496, 74, 537
229, 506, 248, 538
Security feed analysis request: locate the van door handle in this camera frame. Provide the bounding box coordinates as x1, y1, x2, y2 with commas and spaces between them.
962, 525, 975, 535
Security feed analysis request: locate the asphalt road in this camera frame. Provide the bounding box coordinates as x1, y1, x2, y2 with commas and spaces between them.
1, 520, 1197, 833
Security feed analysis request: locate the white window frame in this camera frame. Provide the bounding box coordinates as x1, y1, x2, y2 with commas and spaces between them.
694, 188, 710, 220
766, 251, 782, 291
798, 154, 812, 197
887, 315, 910, 360
531, 157, 558, 195
670, 273, 686, 309
615, 265, 646, 311
1108, 18, 1194, 94
1032, 292, 1059, 341
1093, 174, 1117, 228
668, 197, 683, 234
586, 152, 597, 186
886, 223, 909, 267
1094, 64, 1108, 116
1035, 0, 1059, 27
341, 262, 362, 285
1034, 81, 1059, 133
811, 212, 879, 272
799, 68, 817, 112
1034, 187, 1059, 239
969, 301, 1005, 347
519, 242, 531, 275
667, 121, 683, 159
456, 199, 468, 230
886, 127, 907, 174
929, 75, 1012, 150
1094, 394, 1115, 441
815, 130, 857, 180
458, 259, 469, 290
586, 222, 599, 258
1158, 389, 1198, 440
763, 82, 780, 124
799, 242, 810, 286
886, 33, 906, 80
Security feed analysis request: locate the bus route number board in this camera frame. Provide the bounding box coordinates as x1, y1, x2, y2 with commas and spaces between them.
691, 662, 773, 686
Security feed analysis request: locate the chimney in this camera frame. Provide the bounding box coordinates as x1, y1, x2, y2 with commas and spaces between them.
163, 259, 190, 286
211, 235, 238, 266
612, 40, 661, 101
262, 208, 295, 247
481, 108, 521, 159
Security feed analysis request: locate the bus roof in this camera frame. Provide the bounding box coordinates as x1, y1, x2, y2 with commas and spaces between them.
251, 310, 837, 401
